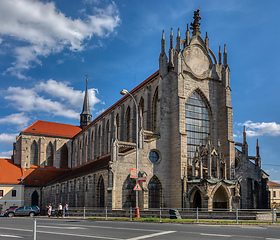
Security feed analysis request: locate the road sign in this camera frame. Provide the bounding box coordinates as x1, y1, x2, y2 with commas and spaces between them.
137, 177, 146, 182
130, 168, 136, 178
133, 183, 142, 191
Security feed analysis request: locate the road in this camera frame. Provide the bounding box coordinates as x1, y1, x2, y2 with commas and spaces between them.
0, 217, 280, 240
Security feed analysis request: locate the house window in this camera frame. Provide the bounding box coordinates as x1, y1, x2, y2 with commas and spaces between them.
11, 189, 17, 197
273, 191, 276, 198
185, 91, 210, 164
0, 190, 3, 197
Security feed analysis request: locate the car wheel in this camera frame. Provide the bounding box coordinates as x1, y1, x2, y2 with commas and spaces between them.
29, 212, 35, 217
8, 212, 14, 218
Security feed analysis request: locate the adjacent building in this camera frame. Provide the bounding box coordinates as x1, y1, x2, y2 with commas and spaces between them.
268, 181, 280, 209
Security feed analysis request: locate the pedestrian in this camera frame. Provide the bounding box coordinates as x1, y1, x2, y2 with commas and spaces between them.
64, 203, 69, 217
47, 203, 52, 217
58, 203, 63, 217
51, 203, 55, 217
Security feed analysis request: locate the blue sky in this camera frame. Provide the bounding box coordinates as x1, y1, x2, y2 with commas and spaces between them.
0, 0, 279, 182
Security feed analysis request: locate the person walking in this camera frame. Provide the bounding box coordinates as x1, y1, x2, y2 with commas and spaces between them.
58, 203, 63, 217
64, 203, 69, 217
51, 203, 55, 217
47, 204, 52, 217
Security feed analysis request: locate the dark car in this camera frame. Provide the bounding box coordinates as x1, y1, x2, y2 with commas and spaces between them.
2, 206, 18, 217
7, 205, 40, 217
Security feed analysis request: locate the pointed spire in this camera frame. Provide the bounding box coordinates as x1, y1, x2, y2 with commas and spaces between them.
80, 76, 92, 129
169, 28, 174, 69
205, 32, 209, 52
185, 24, 190, 46
176, 28, 181, 52
170, 28, 173, 49
190, 9, 201, 36
161, 30, 166, 54
256, 139, 260, 157
219, 46, 222, 65
243, 125, 247, 144
223, 44, 227, 66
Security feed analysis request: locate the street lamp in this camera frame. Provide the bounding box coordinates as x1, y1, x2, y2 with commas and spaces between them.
120, 89, 140, 218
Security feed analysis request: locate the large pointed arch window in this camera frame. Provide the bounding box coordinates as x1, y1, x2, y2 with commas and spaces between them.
46, 142, 54, 166
126, 107, 131, 142
30, 141, 39, 166
186, 91, 210, 164
152, 88, 158, 132
60, 144, 68, 168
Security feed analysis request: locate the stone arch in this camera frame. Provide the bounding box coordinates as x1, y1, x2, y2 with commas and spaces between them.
60, 144, 68, 168
211, 184, 230, 209
97, 176, 105, 207
46, 142, 54, 166
122, 175, 136, 208
189, 186, 203, 209
30, 140, 39, 166
31, 190, 39, 206
148, 176, 162, 208
152, 87, 158, 132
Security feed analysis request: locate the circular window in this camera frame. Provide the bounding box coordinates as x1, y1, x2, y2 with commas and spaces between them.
149, 150, 159, 163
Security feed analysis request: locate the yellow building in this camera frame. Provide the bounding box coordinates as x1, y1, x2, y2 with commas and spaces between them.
268, 181, 280, 208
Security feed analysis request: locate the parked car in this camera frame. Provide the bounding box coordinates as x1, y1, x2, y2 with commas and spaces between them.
2, 206, 18, 217
7, 205, 40, 217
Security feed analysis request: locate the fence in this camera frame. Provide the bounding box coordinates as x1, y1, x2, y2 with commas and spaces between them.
62, 207, 280, 223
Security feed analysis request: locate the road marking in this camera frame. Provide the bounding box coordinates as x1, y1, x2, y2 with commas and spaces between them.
267, 238, 280, 240
201, 233, 232, 237
38, 225, 86, 230
126, 231, 176, 240
0, 234, 23, 238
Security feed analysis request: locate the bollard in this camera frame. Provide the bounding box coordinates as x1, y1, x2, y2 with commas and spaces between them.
83, 206, 85, 220
130, 207, 132, 221
105, 207, 108, 220
196, 207, 198, 223
33, 218, 37, 240
272, 208, 275, 224
236, 208, 238, 224
159, 207, 162, 223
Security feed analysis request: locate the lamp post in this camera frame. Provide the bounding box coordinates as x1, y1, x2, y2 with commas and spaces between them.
120, 89, 140, 218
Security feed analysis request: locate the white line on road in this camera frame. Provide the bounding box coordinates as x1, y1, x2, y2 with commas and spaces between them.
0, 234, 23, 238
266, 238, 280, 240
201, 233, 232, 237
126, 231, 176, 240
38, 225, 86, 230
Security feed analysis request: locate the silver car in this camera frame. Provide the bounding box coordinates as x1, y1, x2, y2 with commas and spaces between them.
7, 205, 40, 217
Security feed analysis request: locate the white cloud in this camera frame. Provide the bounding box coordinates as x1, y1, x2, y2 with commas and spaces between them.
242, 121, 280, 137
0, 113, 30, 129
0, 0, 120, 78
4, 79, 101, 120
0, 133, 17, 145
0, 150, 13, 158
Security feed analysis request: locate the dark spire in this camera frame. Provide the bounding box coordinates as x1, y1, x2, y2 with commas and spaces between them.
190, 9, 201, 36
80, 76, 92, 129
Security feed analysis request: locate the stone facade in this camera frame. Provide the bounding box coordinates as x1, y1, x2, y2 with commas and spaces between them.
12, 10, 269, 210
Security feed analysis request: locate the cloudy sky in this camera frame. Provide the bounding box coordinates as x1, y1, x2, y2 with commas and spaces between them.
0, 0, 279, 181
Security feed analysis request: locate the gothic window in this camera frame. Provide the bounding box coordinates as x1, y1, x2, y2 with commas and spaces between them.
152, 88, 158, 132
60, 144, 68, 168
116, 114, 120, 140
46, 142, 54, 167
186, 91, 210, 164
139, 97, 144, 129
98, 126, 101, 156
30, 141, 39, 166
105, 120, 110, 153
148, 176, 162, 208
91, 130, 94, 159
97, 176, 105, 207
126, 107, 131, 142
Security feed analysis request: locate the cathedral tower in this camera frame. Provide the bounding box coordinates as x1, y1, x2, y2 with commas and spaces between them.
80, 78, 92, 129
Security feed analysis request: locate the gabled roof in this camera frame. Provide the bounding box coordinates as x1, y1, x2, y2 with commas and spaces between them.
268, 181, 280, 187
22, 120, 81, 138
0, 158, 69, 186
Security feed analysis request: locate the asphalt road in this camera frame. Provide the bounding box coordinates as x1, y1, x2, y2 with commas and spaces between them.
0, 217, 280, 240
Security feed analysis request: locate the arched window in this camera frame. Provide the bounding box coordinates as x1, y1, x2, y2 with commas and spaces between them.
105, 120, 110, 153
91, 130, 94, 159
31, 190, 39, 206
97, 176, 105, 207
84, 136, 88, 163
126, 107, 131, 142
186, 91, 210, 164
98, 126, 101, 157
148, 176, 162, 208
152, 88, 158, 132
46, 142, 53, 166
116, 114, 120, 140
30, 141, 39, 166
139, 97, 144, 129
60, 144, 68, 168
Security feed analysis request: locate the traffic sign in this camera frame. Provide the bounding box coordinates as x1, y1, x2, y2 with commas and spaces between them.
130, 168, 137, 178
137, 177, 146, 182
133, 183, 142, 191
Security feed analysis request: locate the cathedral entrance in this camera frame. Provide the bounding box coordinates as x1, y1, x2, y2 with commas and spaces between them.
213, 186, 228, 209
192, 190, 202, 209
122, 176, 136, 208
148, 176, 162, 208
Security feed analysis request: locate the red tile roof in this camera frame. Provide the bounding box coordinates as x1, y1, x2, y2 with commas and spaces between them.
0, 158, 69, 186
268, 181, 280, 187
22, 120, 81, 138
